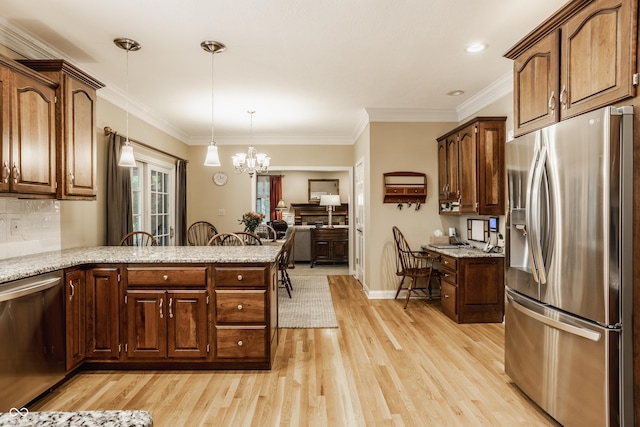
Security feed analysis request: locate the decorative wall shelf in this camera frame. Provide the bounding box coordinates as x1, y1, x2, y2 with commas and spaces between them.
383, 172, 427, 204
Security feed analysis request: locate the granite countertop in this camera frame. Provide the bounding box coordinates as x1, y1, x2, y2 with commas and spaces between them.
0, 245, 283, 284
421, 244, 505, 259
0, 410, 153, 426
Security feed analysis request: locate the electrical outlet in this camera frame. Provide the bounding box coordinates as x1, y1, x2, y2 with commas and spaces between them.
218, 209, 225, 216
10, 219, 20, 236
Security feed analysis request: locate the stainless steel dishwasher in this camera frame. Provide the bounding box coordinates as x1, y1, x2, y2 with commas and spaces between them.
0, 271, 65, 410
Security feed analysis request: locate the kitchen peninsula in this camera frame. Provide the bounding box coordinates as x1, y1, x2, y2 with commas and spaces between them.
0, 245, 281, 410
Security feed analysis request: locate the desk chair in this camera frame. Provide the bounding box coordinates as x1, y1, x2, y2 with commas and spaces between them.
392, 226, 440, 309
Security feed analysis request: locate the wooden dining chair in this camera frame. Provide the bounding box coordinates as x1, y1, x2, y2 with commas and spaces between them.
207, 233, 245, 246
392, 226, 440, 309
255, 224, 277, 242
234, 231, 263, 246
187, 221, 218, 246
119, 231, 158, 247
278, 227, 296, 297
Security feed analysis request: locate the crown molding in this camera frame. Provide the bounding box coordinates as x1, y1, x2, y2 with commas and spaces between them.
456, 72, 513, 121
188, 134, 353, 146
365, 107, 458, 122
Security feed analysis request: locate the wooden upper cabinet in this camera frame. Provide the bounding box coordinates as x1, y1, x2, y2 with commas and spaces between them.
457, 124, 477, 214
513, 31, 560, 135
18, 60, 104, 200
506, 0, 637, 136
0, 68, 10, 193
560, 0, 636, 118
437, 117, 506, 216
10, 71, 57, 195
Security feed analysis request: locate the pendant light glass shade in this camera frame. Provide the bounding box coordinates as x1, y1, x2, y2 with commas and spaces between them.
204, 144, 221, 166
114, 38, 141, 168
201, 40, 226, 166
118, 144, 137, 167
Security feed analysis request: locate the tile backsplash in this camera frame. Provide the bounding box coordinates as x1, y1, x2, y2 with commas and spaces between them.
0, 198, 61, 260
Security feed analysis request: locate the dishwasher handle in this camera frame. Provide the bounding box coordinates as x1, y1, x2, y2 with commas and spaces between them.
0, 275, 62, 303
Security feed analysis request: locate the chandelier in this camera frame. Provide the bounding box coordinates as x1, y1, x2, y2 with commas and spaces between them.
232, 110, 270, 176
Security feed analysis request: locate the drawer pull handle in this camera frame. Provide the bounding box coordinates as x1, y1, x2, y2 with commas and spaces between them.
159, 298, 164, 319
444, 260, 449, 265
237, 274, 243, 281
169, 298, 173, 318
163, 275, 169, 281
444, 273, 450, 277
237, 340, 243, 347
237, 304, 243, 311
69, 281, 75, 301
444, 294, 450, 299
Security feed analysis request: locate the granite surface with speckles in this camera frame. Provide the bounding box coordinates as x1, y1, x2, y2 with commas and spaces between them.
421, 244, 505, 259
0, 410, 153, 426
0, 245, 282, 284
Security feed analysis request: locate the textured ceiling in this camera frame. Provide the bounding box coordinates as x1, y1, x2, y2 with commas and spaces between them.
0, 0, 568, 145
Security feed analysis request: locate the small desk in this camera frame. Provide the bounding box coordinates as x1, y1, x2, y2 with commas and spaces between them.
423, 244, 505, 324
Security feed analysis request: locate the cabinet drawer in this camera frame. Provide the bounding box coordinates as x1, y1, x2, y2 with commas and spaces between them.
441, 282, 457, 321
214, 267, 267, 287
439, 255, 457, 270
215, 326, 267, 359
441, 268, 457, 285
215, 290, 266, 323
127, 267, 207, 287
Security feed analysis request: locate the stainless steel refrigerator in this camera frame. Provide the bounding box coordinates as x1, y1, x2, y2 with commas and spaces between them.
505, 106, 634, 426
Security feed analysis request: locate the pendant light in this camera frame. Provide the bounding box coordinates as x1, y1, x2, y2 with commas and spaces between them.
201, 40, 226, 166
113, 38, 141, 167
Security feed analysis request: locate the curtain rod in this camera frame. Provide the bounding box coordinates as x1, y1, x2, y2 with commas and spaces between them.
104, 126, 188, 163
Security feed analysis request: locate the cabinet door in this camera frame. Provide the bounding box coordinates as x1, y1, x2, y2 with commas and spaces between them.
560, 0, 636, 119
64, 269, 86, 371
62, 77, 97, 198
476, 119, 505, 215
513, 31, 560, 136
313, 240, 331, 261
86, 267, 120, 360
437, 138, 448, 201
167, 290, 208, 359
126, 289, 167, 359
458, 258, 504, 323
0, 68, 10, 192
445, 135, 459, 201
457, 124, 477, 214
331, 239, 349, 262
10, 72, 56, 195
441, 282, 458, 322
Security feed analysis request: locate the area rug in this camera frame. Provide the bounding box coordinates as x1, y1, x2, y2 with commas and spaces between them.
278, 275, 339, 328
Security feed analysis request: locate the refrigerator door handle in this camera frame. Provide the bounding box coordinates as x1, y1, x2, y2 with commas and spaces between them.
507, 294, 601, 342
526, 144, 547, 284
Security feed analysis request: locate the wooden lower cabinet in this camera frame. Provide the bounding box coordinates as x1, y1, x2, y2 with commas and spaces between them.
64, 268, 85, 371
85, 267, 121, 360
124, 266, 209, 361
212, 263, 277, 368
310, 227, 349, 267
432, 253, 504, 324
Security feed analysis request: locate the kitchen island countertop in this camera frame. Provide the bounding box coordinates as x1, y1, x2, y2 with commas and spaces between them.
0, 410, 152, 426
0, 245, 283, 284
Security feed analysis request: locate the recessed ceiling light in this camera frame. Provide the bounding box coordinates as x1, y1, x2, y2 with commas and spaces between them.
466, 43, 487, 53
447, 90, 465, 96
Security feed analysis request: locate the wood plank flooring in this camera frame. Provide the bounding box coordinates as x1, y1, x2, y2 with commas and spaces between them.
32, 274, 559, 426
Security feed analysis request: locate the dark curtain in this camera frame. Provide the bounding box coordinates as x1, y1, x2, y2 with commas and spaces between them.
270, 175, 283, 220
175, 159, 188, 245
106, 133, 133, 245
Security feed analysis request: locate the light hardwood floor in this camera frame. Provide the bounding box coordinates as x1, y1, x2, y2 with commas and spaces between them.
32, 274, 559, 426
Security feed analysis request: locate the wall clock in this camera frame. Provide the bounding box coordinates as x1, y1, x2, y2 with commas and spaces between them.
213, 171, 228, 186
